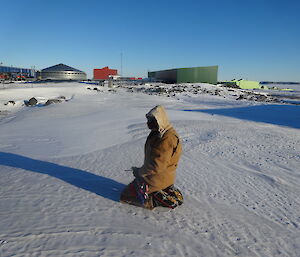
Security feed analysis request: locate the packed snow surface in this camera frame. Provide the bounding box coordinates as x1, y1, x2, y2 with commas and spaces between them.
0, 82, 300, 257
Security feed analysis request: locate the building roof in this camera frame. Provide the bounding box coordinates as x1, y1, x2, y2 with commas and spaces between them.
42, 63, 84, 73
94, 66, 118, 71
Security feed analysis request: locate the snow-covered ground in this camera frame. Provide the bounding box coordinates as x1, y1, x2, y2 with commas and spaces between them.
0, 82, 299, 257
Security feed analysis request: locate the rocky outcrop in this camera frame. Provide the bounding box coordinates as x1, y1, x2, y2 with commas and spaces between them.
24, 96, 67, 107
4, 101, 16, 106
45, 99, 63, 106
44, 96, 67, 106
24, 97, 38, 106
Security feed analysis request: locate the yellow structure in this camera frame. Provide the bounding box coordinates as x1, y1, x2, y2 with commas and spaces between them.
222, 79, 295, 91
231, 80, 260, 89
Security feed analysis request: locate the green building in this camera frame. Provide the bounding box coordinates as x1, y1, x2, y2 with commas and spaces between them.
148, 65, 218, 85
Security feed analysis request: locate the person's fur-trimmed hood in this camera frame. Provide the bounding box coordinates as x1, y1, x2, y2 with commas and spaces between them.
146, 105, 172, 137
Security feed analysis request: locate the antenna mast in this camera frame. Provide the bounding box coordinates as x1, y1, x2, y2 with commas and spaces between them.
120, 52, 123, 77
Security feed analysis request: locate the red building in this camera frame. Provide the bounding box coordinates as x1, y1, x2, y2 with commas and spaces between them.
93, 66, 118, 80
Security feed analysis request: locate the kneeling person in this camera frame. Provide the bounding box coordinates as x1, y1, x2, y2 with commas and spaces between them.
120, 105, 183, 209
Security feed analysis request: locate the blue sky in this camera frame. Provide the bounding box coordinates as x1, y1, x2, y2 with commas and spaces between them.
1, 0, 299, 81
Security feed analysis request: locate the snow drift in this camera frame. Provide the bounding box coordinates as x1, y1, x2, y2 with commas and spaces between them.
0, 82, 299, 257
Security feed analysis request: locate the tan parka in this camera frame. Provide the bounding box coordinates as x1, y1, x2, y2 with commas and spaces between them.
138, 106, 182, 193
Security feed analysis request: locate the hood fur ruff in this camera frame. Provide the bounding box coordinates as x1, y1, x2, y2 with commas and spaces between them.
146, 105, 172, 136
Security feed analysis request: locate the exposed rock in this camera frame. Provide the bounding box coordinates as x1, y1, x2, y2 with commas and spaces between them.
4, 101, 16, 106
44, 99, 63, 106
220, 83, 241, 89
255, 95, 268, 101
24, 97, 38, 106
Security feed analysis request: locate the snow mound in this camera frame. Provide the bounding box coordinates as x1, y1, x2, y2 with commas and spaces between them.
0, 82, 299, 256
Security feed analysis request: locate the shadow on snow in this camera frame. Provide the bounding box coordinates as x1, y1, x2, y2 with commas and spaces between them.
184, 104, 300, 129
0, 152, 125, 202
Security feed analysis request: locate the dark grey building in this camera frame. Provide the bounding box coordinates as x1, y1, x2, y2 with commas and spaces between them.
40, 63, 86, 81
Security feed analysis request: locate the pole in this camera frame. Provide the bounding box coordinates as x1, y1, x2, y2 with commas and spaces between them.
120, 52, 123, 77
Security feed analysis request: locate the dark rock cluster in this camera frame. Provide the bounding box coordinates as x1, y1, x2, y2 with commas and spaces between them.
123, 83, 279, 104
24, 97, 38, 106
84, 82, 298, 105
24, 96, 67, 107
4, 101, 16, 106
